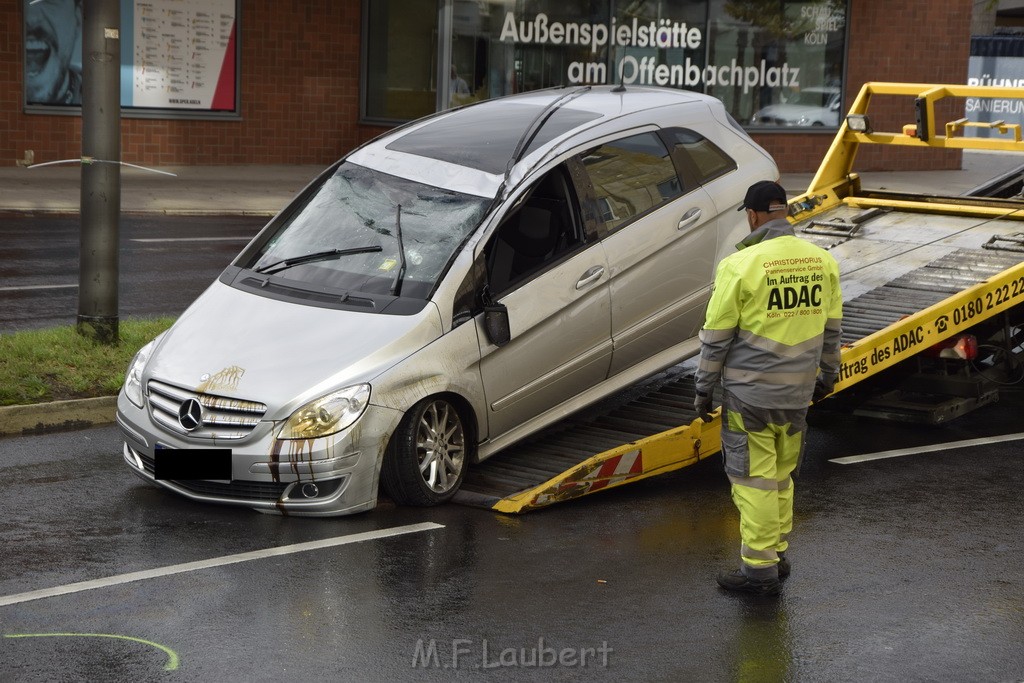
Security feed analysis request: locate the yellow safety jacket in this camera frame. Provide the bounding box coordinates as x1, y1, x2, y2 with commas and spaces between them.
695, 219, 843, 409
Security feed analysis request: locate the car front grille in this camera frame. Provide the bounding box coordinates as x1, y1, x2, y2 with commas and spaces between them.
170, 478, 290, 501
135, 449, 289, 501
147, 379, 268, 440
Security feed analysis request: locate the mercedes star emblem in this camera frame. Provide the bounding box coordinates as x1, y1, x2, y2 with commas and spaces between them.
177, 398, 204, 432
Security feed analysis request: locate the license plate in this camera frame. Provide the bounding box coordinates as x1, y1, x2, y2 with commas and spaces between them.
154, 444, 232, 481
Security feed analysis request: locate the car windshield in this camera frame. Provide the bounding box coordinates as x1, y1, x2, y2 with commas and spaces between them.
246, 162, 489, 300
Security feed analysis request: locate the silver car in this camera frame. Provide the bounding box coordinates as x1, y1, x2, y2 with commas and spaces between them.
117, 85, 777, 516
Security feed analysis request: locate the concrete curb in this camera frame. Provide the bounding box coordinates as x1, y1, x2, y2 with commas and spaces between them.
0, 396, 117, 437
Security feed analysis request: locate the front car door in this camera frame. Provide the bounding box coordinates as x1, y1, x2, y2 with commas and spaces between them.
475, 162, 612, 439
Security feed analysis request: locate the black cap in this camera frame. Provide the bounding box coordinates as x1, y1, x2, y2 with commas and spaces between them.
738, 180, 788, 212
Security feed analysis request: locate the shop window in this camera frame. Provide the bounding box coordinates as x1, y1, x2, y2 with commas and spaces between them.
581, 132, 680, 233
365, 0, 847, 130
708, 0, 847, 128
364, 0, 439, 122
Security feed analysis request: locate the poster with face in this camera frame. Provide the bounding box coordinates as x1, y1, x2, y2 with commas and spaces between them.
24, 0, 83, 105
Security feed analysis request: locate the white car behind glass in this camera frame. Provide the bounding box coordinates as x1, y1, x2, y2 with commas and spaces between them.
751, 86, 841, 127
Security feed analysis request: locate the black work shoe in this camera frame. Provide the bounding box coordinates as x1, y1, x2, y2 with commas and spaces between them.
716, 569, 781, 596
778, 553, 791, 580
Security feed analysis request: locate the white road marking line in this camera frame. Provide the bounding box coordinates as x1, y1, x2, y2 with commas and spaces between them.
130, 237, 252, 243
829, 432, 1024, 465
0, 284, 77, 292
0, 522, 444, 608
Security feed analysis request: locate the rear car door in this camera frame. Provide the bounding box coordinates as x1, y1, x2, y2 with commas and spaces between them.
582, 129, 723, 376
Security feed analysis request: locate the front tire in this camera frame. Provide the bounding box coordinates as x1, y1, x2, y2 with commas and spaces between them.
381, 397, 468, 506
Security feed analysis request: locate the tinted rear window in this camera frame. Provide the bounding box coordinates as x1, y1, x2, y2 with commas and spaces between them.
387, 103, 602, 174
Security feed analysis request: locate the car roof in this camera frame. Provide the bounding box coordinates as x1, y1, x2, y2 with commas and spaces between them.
348, 86, 717, 197
385, 103, 603, 175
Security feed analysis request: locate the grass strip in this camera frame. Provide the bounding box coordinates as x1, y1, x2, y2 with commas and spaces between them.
0, 318, 176, 406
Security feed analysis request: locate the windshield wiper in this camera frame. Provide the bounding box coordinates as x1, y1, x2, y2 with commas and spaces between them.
254, 245, 383, 275
390, 204, 407, 296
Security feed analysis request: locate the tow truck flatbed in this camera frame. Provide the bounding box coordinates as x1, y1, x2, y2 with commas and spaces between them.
453, 83, 1024, 513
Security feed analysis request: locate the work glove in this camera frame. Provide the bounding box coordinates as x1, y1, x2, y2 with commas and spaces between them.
812, 375, 835, 403
693, 391, 714, 422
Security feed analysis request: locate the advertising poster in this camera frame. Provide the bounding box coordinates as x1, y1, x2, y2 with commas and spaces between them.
23, 0, 238, 114
967, 55, 1024, 137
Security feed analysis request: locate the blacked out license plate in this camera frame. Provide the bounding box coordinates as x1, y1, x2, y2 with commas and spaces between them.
154, 445, 232, 481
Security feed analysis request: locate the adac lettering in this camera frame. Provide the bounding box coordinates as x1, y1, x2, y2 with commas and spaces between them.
891, 326, 925, 353
767, 284, 822, 310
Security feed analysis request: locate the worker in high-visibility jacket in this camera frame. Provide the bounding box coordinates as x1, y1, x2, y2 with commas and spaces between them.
695, 180, 843, 596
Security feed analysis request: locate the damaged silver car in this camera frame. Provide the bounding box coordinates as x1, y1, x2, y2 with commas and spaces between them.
117, 85, 777, 515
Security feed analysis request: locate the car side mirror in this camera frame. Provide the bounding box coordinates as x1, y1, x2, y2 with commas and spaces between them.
484, 302, 511, 347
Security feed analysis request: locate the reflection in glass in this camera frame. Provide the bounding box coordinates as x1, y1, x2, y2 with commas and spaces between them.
583, 132, 680, 232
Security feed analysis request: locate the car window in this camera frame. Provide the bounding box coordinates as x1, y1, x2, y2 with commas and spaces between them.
664, 128, 737, 186
485, 165, 585, 294
580, 132, 680, 234
243, 162, 488, 301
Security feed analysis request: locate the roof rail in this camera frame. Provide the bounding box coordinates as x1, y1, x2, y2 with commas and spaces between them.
503, 86, 592, 187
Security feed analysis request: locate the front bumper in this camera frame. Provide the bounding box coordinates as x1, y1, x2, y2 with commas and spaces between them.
116, 391, 403, 517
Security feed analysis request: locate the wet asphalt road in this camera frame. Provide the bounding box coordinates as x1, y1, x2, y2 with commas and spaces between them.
0, 213, 268, 332
1, 395, 1022, 682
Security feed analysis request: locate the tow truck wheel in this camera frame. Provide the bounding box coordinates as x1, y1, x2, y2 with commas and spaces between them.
382, 397, 467, 506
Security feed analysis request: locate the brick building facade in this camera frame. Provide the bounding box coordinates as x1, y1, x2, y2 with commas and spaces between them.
0, 1, 972, 173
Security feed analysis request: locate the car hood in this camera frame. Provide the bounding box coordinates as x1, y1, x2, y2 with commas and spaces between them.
144, 281, 443, 418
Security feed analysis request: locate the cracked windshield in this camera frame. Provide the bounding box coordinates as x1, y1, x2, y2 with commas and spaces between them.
249, 163, 488, 299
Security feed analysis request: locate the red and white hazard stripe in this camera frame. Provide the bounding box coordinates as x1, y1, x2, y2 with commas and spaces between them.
586, 449, 643, 492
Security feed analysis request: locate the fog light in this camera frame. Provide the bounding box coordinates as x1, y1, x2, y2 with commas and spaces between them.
282, 477, 345, 503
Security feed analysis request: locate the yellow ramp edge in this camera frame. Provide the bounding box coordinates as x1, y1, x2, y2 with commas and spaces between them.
491, 412, 722, 514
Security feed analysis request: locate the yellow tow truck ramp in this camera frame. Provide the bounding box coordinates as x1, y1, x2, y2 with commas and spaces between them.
453, 83, 1024, 514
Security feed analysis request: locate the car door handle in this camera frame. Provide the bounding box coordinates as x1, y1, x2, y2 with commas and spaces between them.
575, 265, 605, 290
678, 207, 703, 231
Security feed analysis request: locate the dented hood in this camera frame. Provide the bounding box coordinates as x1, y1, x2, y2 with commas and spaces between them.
144, 281, 443, 418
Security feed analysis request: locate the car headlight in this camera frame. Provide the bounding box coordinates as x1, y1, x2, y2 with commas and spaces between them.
123, 341, 154, 408
280, 384, 370, 440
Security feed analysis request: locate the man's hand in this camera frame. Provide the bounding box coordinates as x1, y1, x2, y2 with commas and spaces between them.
812, 376, 835, 403
694, 392, 714, 422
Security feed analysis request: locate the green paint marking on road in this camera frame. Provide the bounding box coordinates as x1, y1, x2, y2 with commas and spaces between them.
4, 633, 180, 671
